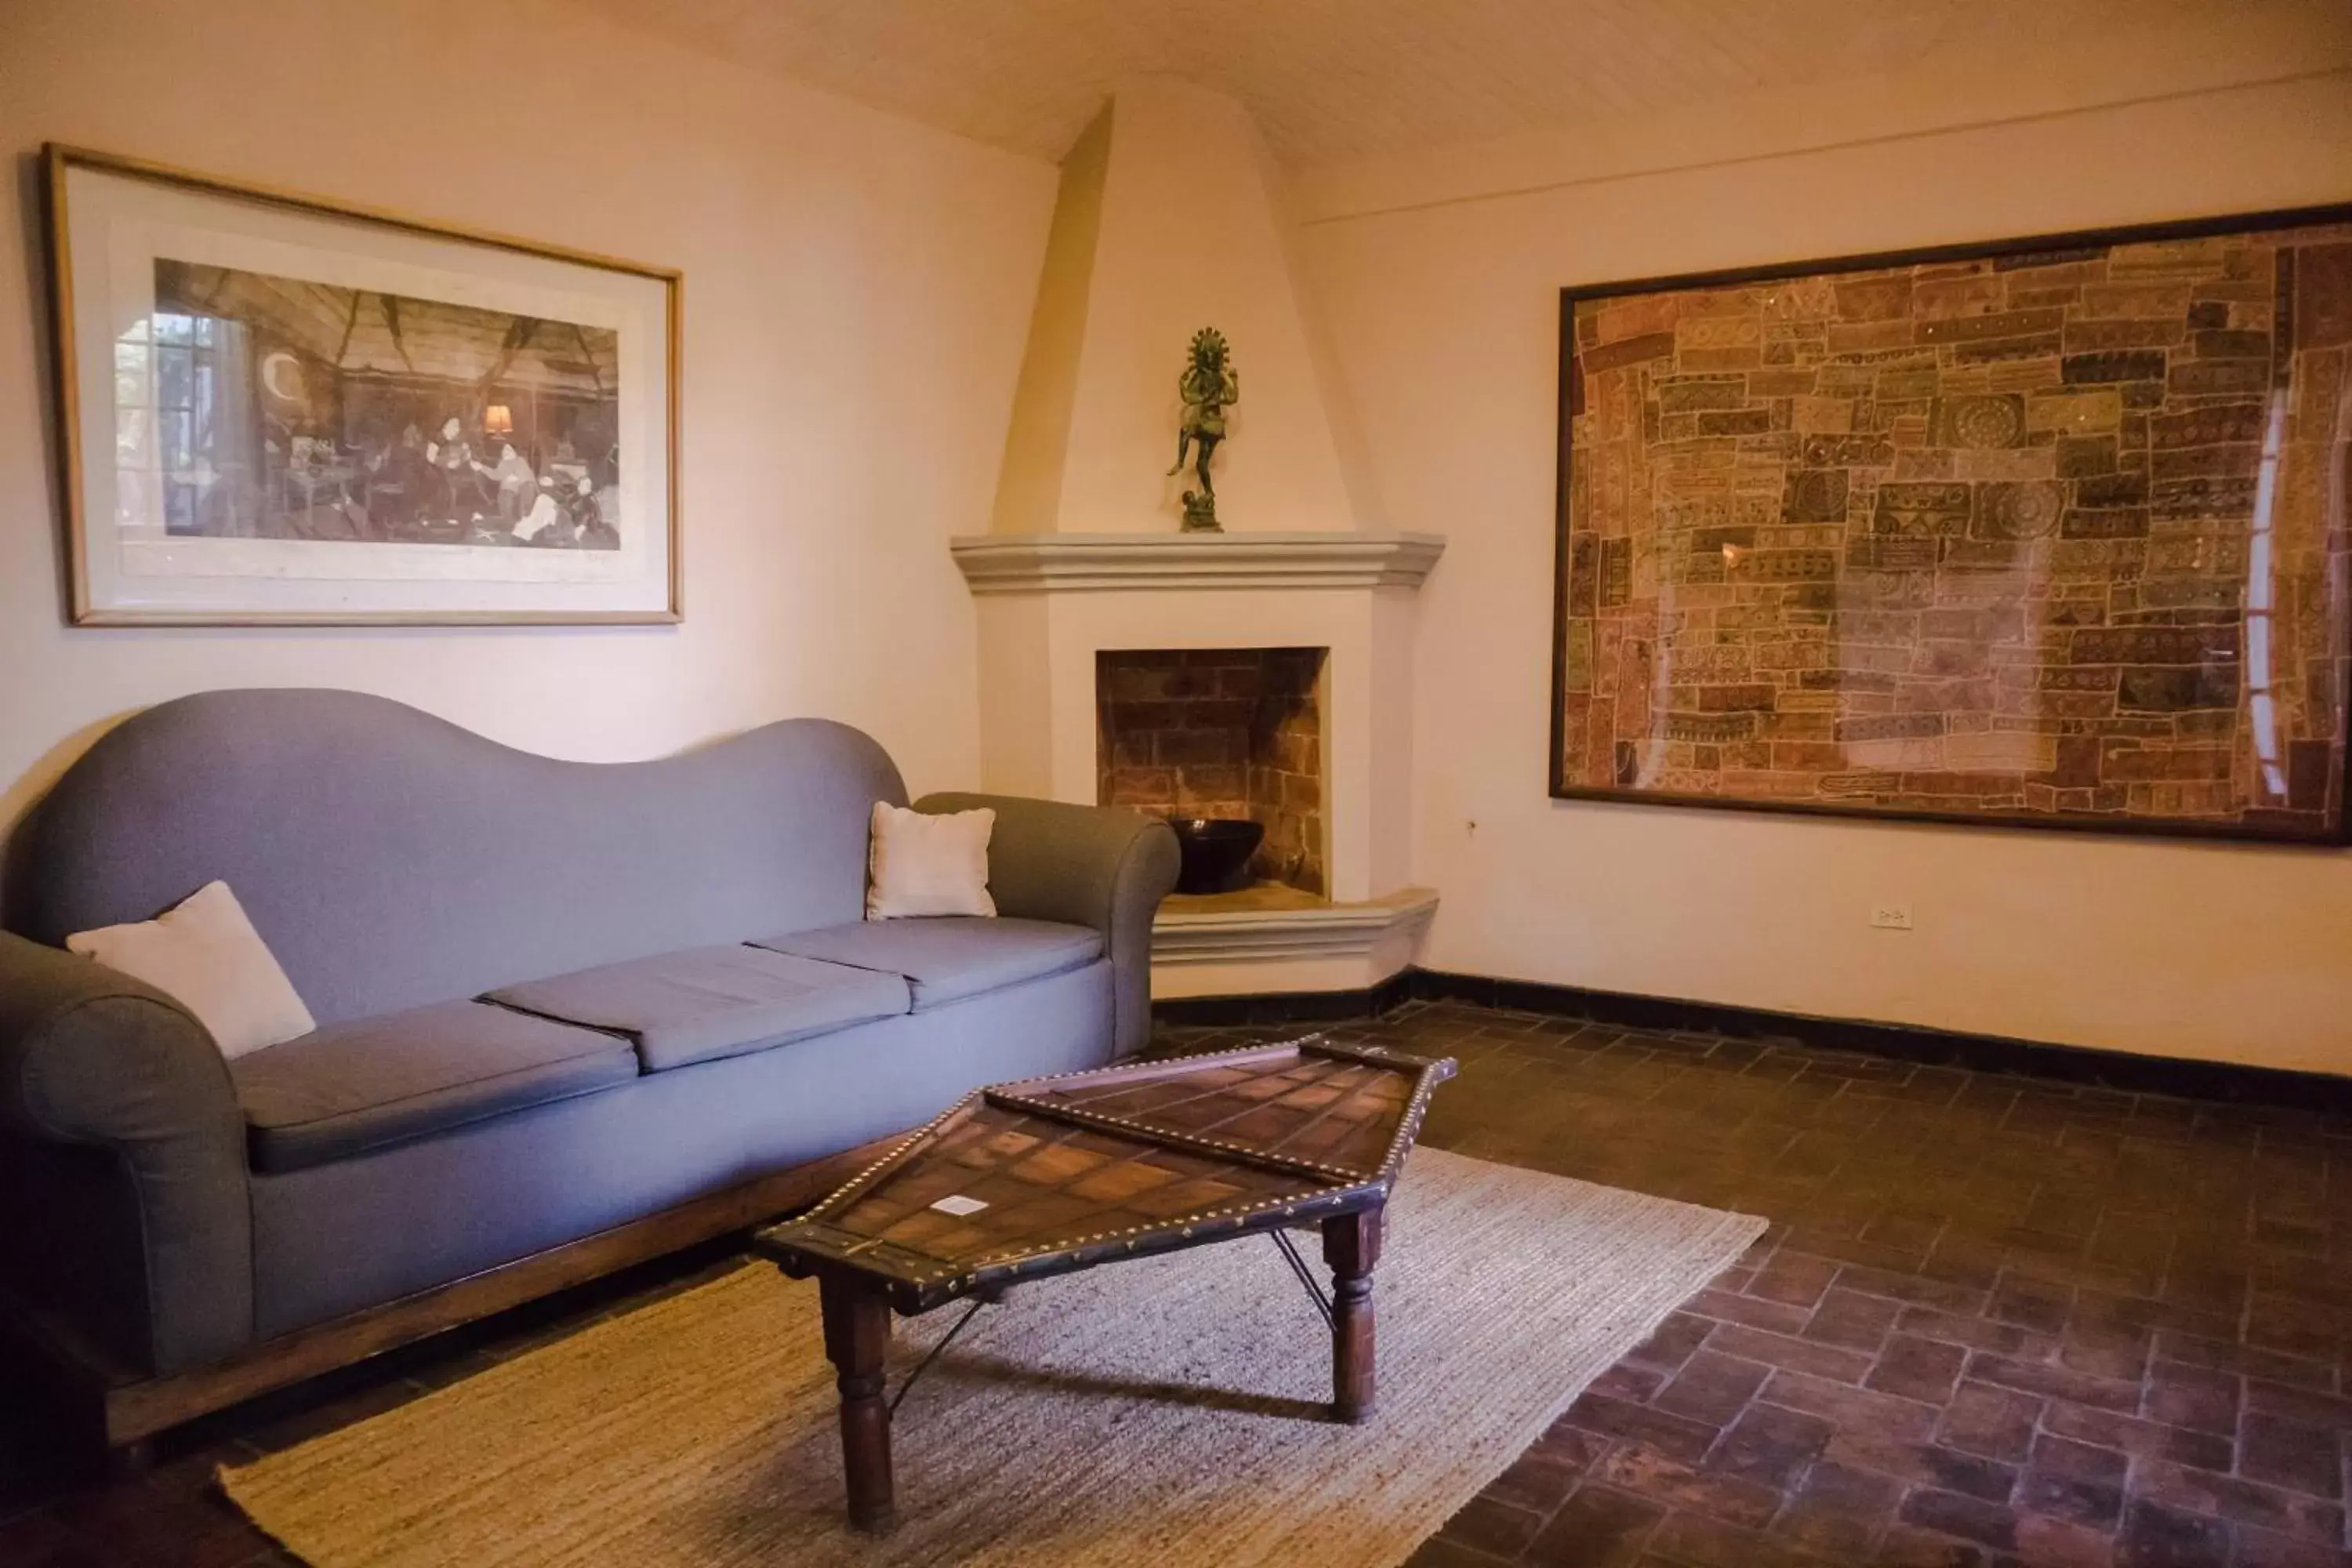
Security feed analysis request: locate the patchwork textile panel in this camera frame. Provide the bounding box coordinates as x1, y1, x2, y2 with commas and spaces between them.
1553, 212, 2352, 841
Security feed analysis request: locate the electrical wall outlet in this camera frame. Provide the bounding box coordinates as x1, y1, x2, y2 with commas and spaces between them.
1870, 905, 1915, 931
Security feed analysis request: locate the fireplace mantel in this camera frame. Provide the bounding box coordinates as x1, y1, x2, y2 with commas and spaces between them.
949, 532, 1446, 594
960, 525, 1439, 990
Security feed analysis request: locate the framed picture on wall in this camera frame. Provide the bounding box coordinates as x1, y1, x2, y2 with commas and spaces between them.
42, 143, 681, 625
1551, 204, 2352, 844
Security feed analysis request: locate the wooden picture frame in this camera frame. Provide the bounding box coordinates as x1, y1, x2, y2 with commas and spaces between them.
42, 143, 682, 626
1550, 204, 2352, 844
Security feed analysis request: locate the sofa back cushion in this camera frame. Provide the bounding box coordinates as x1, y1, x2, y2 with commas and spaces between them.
6, 689, 905, 1027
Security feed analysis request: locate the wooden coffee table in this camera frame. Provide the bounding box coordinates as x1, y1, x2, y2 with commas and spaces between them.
750, 1036, 1457, 1533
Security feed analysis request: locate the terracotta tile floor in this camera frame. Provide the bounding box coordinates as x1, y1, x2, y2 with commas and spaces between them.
3, 999, 2347, 1566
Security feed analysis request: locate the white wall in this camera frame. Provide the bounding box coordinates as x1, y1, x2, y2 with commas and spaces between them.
0, 0, 1056, 828
1299, 67, 2352, 1073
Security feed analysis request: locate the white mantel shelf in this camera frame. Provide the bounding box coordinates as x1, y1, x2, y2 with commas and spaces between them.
949, 532, 1446, 593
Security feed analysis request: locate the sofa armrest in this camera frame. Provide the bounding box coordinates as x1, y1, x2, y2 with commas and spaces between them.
913, 794, 1179, 1058
0, 930, 254, 1374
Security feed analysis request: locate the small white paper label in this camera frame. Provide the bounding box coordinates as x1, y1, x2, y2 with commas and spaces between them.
930, 1195, 989, 1216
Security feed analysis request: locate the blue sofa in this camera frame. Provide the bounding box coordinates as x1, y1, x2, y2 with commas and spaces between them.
0, 689, 1178, 1463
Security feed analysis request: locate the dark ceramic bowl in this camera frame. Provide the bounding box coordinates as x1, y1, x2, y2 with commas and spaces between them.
1169, 817, 1265, 895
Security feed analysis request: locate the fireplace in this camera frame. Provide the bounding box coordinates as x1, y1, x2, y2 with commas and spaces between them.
1096, 648, 1327, 895
953, 529, 1442, 997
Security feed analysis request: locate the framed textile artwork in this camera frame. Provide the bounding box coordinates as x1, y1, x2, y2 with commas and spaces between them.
42, 144, 680, 625
1551, 205, 2352, 844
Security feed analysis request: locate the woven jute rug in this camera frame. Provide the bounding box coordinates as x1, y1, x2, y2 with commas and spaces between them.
221, 1149, 1762, 1568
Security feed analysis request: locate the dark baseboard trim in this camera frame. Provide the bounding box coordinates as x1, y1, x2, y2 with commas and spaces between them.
1153, 967, 2352, 1115
1410, 970, 2352, 1112
1149, 969, 1416, 1028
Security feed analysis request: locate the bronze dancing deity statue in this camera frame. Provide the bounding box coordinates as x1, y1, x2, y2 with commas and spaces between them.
1167, 327, 1238, 532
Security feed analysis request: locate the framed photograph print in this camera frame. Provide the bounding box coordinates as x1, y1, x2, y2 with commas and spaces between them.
43, 144, 681, 625
1551, 205, 2352, 844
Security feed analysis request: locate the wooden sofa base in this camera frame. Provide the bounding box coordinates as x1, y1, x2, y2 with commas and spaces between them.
0, 1133, 906, 1472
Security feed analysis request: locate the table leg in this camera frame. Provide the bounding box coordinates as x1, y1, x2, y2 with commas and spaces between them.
818, 1271, 895, 1533
1323, 1207, 1385, 1423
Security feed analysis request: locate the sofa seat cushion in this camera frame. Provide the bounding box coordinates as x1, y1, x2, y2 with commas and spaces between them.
233, 1001, 639, 1174
749, 917, 1103, 1011
485, 945, 911, 1072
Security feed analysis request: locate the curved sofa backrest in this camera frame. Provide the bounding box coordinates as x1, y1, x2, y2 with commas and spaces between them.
7, 689, 905, 1027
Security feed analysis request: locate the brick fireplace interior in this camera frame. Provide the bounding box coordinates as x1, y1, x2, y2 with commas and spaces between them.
1096, 648, 1327, 896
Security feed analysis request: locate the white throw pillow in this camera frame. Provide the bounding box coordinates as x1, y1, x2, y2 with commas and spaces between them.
866, 802, 996, 920
67, 881, 318, 1060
